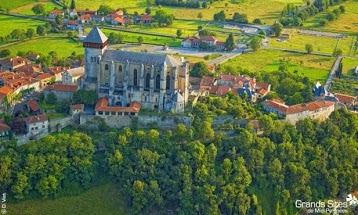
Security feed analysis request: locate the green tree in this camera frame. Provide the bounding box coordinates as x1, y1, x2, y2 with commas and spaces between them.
326, 12, 336, 21
249, 37, 262, 51
26, 28, 35, 39
305, 43, 313, 54
190, 62, 210, 77
137, 36, 143, 45
225, 33, 235, 51
176, 29, 183, 38
97, 5, 114, 15
197, 12, 203, 20
36, 25, 46, 36
32, 4, 45, 15
72, 89, 97, 105
70, 0, 76, 10
145, 7, 151, 15
213, 10, 226, 21
0, 49, 10, 58
253, 18, 263, 24
272, 22, 283, 37
46, 92, 57, 105
10, 29, 25, 41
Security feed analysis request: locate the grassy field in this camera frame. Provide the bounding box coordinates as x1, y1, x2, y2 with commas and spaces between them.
0, 37, 83, 58
100, 28, 181, 47
12, 1, 60, 15
0, 0, 35, 10
220, 49, 335, 83
74, 0, 302, 24
0, 14, 45, 37
304, 0, 358, 34
7, 182, 127, 215
342, 57, 358, 77
269, 29, 355, 56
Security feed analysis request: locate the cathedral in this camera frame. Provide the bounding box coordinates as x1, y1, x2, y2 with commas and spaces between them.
82, 27, 190, 112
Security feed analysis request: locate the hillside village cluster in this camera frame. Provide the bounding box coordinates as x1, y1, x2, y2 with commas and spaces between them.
0, 25, 357, 142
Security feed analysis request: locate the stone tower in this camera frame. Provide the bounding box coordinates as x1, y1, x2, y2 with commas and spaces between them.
83, 26, 108, 91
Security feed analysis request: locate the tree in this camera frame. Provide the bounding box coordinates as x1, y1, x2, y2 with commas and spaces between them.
249, 37, 262, 51
339, 5, 345, 13
176, 29, 183, 38
145, 7, 151, 15
319, 18, 329, 26
97, 5, 114, 15
154, 9, 175, 27
253, 18, 263, 24
0, 49, 10, 58
26, 28, 35, 39
232, 13, 248, 23
190, 62, 210, 77
32, 4, 45, 15
202, 1, 208, 8
213, 10, 226, 21
46, 92, 57, 105
70, 0, 76, 10
55, 15, 63, 25
36, 25, 46, 36
305, 43, 313, 54
146, 0, 155, 6
332, 48, 342, 57
225, 33, 235, 52
72, 90, 97, 105
137, 36, 143, 45
326, 12, 336, 21
197, 12, 203, 20
10, 29, 25, 41
272, 22, 283, 37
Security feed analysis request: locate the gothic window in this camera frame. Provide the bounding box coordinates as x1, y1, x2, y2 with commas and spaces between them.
119, 65, 122, 72
145, 73, 150, 88
105, 64, 109, 70
166, 75, 170, 90
133, 69, 138, 87
155, 75, 160, 90
90, 57, 93, 62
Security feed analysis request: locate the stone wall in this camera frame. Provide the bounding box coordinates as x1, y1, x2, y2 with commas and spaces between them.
80, 114, 192, 129
48, 115, 78, 132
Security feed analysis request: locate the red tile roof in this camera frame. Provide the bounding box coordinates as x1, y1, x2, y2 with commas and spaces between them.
44, 84, 78, 93
0, 120, 10, 132
113, 16, 125, 23
200, 76, 215, 87
95, 97, 141, 113
265, 99, 335, 115
0, 86, 13, 95
183, 36, 201, 43
81, 14, 93, 20
334, 93, 356, 104
50, 9, 64, 15
27, 99, 40, 112
141, 14, 153, 21
215, 85, 231, 96
201, 36, 217, 42
37, 73, 54, 80
0, 56, 31, 68
23, 114, 48, 124
70, 104, 84, 110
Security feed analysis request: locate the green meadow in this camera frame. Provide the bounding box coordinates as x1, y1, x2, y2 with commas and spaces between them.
0, 14, 45, 37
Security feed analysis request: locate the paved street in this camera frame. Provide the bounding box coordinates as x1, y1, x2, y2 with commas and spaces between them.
324, 56, 343, 92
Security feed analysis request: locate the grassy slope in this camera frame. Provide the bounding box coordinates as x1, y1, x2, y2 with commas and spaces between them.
1, 37, 83, 58
0, 14, 45, 37
75, 0, 302, 24
221, 49, 335, 83
304, 0, 358, 34
13, 1, 60, 15
0, 0, 35, 10
7, 181, 126, 215
342, 57, 358, 77
269, 30, 354, 56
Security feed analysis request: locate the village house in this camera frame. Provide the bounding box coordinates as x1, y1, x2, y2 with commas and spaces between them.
66, 20, 80, 30
263, 99, 335, 124
111, 16, 125, 25
27, 53, 40, 61
47, 66, 69, 82
80, 14, 93, 24
0, 120, 11, 140
140, 14, 153, 25
18, 64, 43, 77
43, 84, 78, 100
69, 9, 78, 17
92, 15, 105, 23
95, 97, 141, 116
77, 10, 97, 16
0, 56, 31, 71
313, 81, 327, 97
0, 86, 14, 106
70, 104, 84, 116
26, 98, 41, 114
23, 114, 49, 137
334, 93, 357, 108
62, 67, 84, 85
199, 74, 270, 101
37, 73, 55, 88
181, 36, 226, 51
48, 9, 64, 19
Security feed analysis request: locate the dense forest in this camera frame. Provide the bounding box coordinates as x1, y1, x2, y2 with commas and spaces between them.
0, 109, 357, 214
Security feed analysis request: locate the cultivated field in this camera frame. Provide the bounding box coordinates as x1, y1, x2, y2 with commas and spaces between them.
342, 57, 358, 77
0, 14, 45, 37
7, 182, 127, 215
304, 0, 358, 34
269, 30, 355, 56
0, 0, 35, 10
0, 37, 83, 58
12, 1, 59, 15
220, 49, 335, 83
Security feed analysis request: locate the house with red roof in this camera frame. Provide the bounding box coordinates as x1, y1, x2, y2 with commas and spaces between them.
0, 56, 31, 71
0, 86, 14, 106
181, 35, 226, 51
140, 14, 153, 25
263, 99, 335, 124
0, 120, 11, 140
334, 93, 356, 108
26, 99, 41, 114
70, 104, 84, 116
48, 9, 64, 19
95, 97, 141, 116
23, 114, 49, 136
43, 84, 78, 100
111, 16, 125, 25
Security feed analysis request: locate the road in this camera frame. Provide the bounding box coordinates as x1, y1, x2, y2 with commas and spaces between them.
324, 56, 343, 92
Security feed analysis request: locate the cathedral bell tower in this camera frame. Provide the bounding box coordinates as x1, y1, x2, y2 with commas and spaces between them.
83, 27, 108, 91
